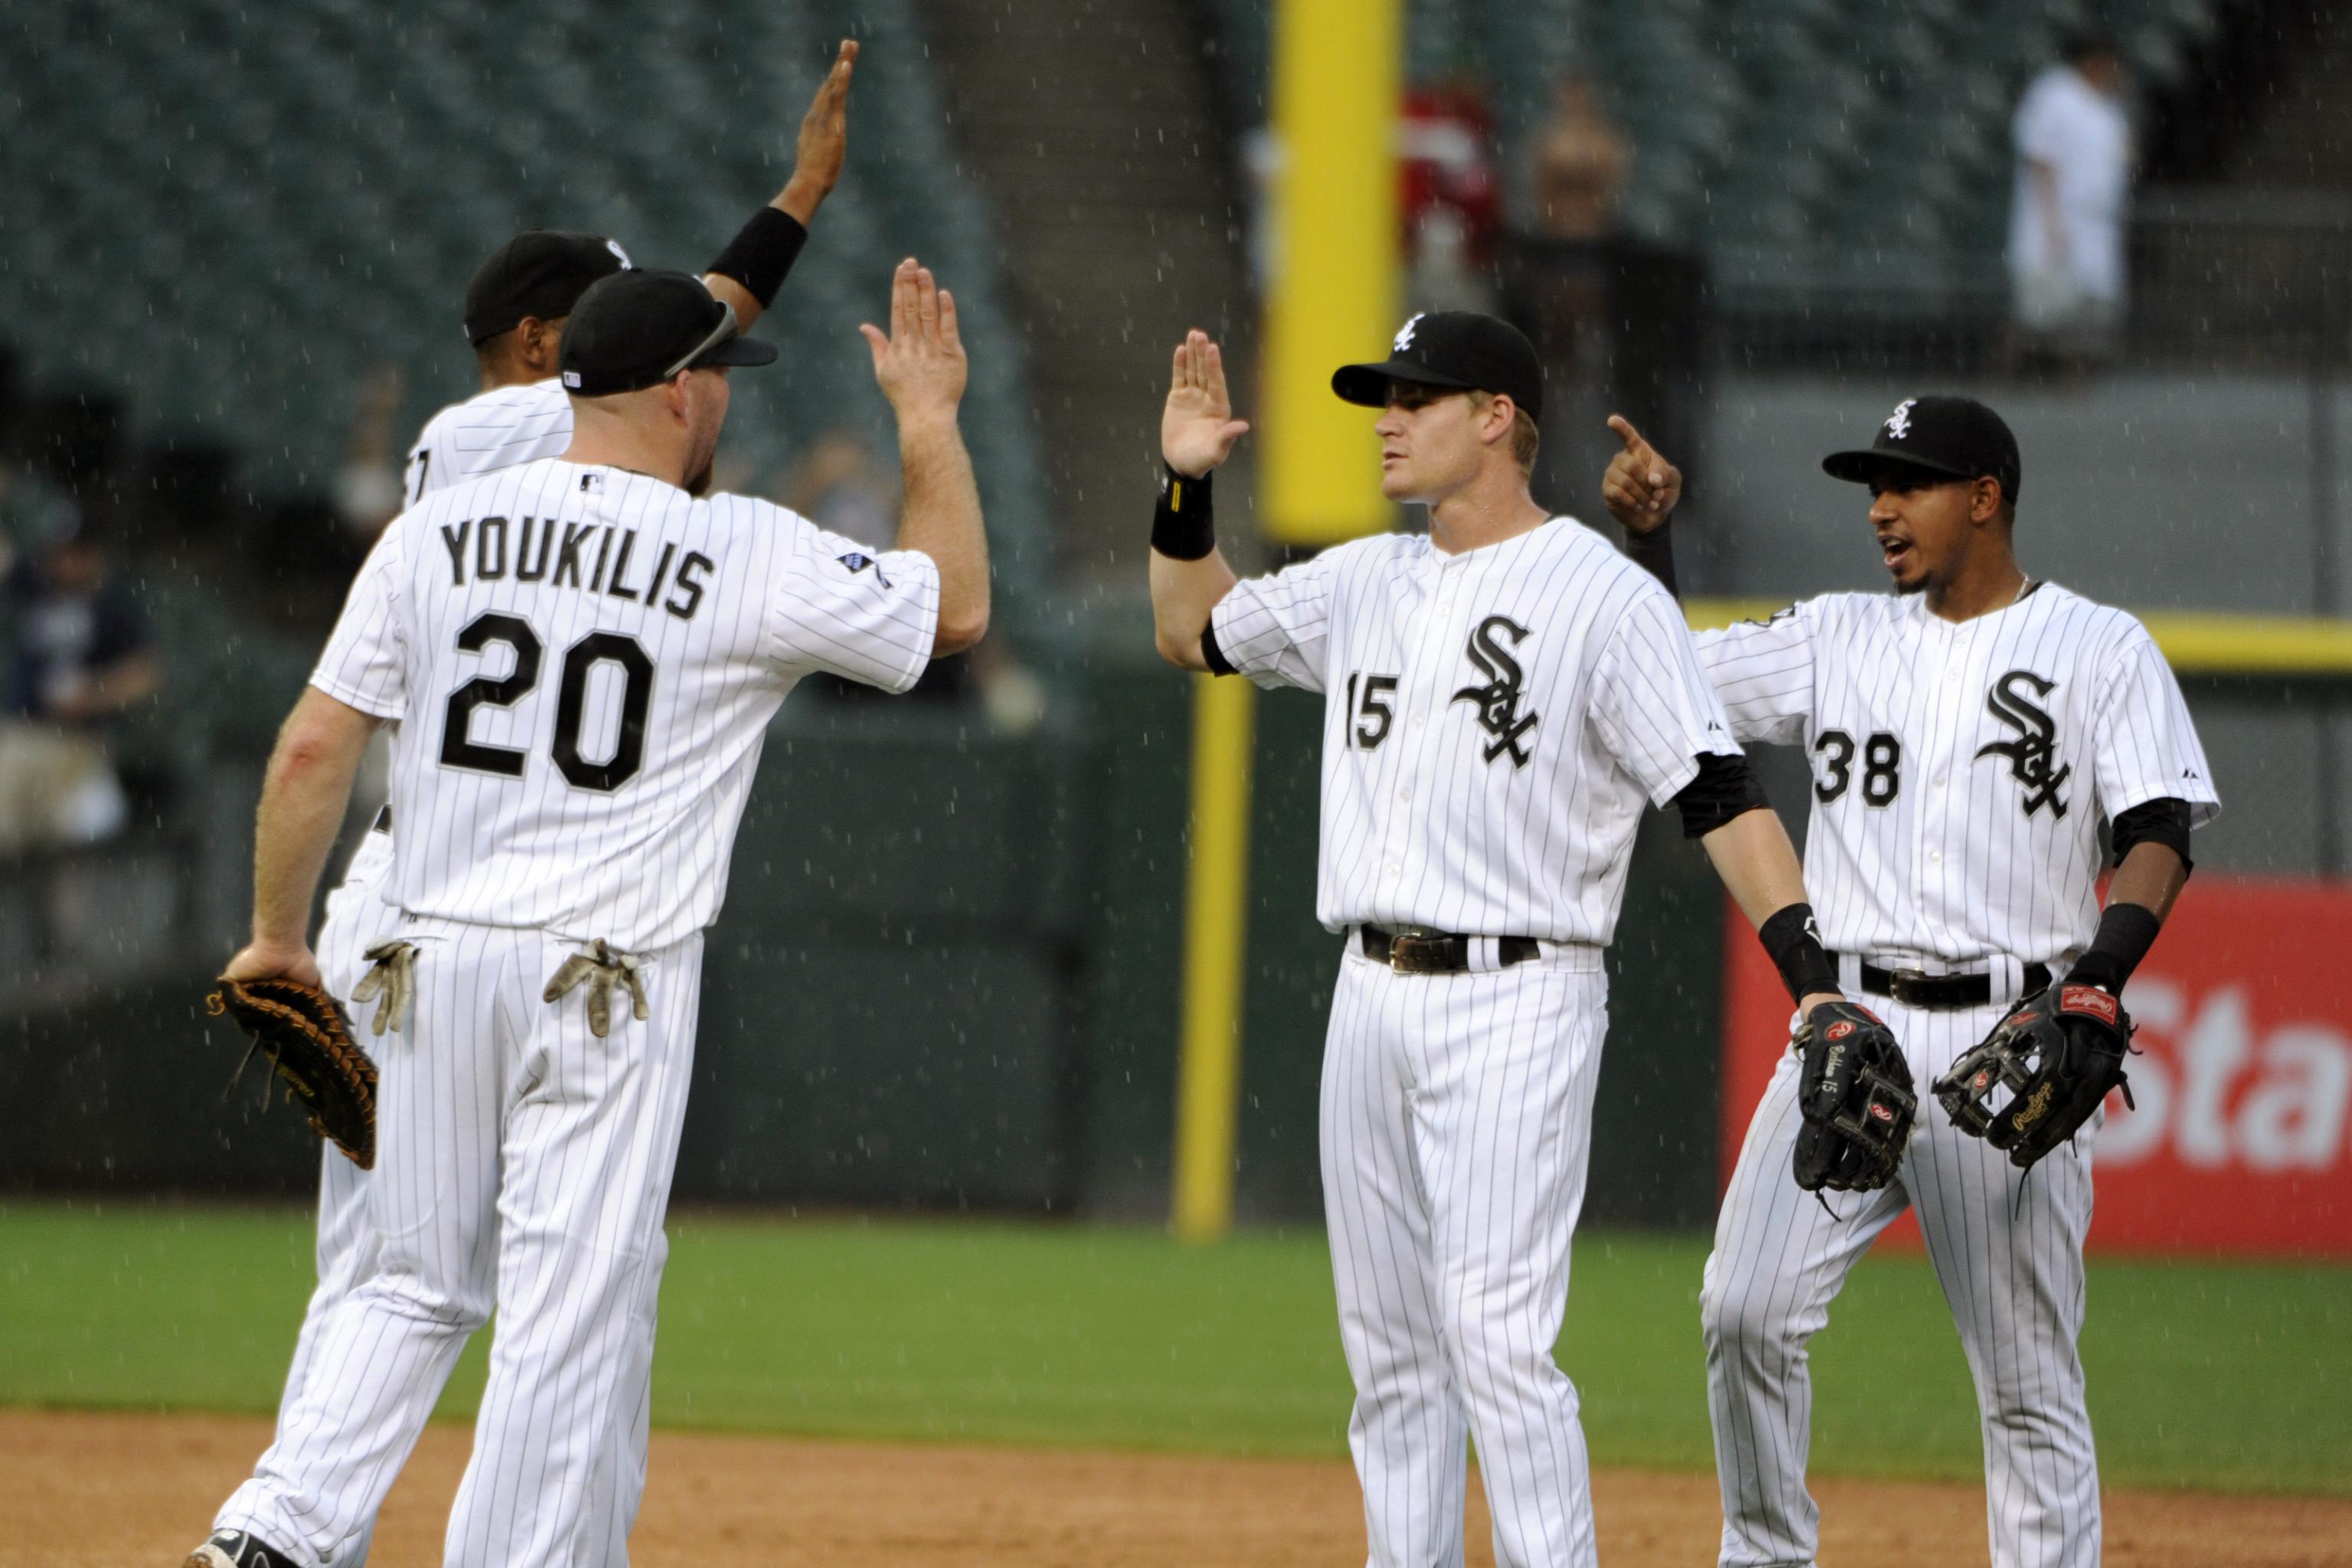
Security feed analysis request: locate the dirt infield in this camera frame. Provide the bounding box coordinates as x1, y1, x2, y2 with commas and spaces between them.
15, 1408, 2349, 1566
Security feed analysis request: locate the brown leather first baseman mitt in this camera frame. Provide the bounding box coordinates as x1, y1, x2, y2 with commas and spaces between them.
207, 977, 378, 1168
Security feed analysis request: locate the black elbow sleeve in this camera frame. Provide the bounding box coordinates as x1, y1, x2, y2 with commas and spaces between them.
2109, 796, 2194, 871
1199, 617, 1236, 677
1673, 751, 1770, 839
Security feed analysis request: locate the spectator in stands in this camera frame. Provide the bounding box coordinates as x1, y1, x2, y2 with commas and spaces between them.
332, 364, 409, 541
2008, 28, 2134, 368
781, 426, 901, 548
1528, 75, 1628, 244
1400, 78, 1501, 314
776, 425, 1048, 733
0, 504, 159, 852
1521, 75, 1633, 509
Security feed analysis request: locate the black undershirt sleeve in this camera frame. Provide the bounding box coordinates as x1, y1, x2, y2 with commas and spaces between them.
2109, 796, 2193, 871
1672, 750, 1771, 839
1199, 616, 1236, 678
1624, 518, 1680, 599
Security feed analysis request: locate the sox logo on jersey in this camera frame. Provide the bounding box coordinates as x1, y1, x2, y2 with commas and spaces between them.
1449, 614, 1538, 766
1976, 668, 2072, 816
1694, 582, 2219, 1568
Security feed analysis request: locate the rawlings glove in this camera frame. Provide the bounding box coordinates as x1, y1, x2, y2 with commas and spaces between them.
1792, 999, 1915, 1193
1934, 983, 2132, 1171
207, 977, 378, 1168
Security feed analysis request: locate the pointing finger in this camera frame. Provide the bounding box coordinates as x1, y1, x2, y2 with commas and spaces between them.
1607, 413, 1647, 454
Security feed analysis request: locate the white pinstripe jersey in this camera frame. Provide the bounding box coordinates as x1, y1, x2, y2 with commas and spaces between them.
312, 457, 939, 949
403, 380, 572, 505
1211, 516, 1740, 944
1697, 584, 2219, 967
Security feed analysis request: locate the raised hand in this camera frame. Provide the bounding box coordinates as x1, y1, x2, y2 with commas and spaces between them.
1162, 329, 1251, 479
861, 258, 967, 420
1601, 413, 1682, 534
781, 39, 858, 222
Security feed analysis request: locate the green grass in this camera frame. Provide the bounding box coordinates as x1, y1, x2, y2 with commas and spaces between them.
1, 1200, 2344, 1495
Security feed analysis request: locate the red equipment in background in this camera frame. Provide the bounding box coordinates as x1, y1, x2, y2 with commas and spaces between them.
1720, 877, 2352, 1257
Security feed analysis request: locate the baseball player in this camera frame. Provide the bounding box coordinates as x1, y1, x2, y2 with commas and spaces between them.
1601, 396, 2219, 1568
189, 47, 860, 1568
1148, 313, 1892, 1568
185, 257, 984, 1568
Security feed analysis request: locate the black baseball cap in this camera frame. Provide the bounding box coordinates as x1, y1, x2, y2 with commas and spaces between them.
557, 270, 779, 397
463, 229, 633, 345
1332, 311, 1545, 423
1821, 395, 2024, 505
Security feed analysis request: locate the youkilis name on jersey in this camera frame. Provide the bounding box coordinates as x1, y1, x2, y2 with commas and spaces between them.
436, 514, 714, 622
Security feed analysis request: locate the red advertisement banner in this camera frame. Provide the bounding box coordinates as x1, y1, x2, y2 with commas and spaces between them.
1720, 877, 2352, 1257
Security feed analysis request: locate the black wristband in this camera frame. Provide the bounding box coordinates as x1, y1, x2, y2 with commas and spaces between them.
1759, 902, 1839, 1006
1152, 464, 1217, 561
1625, 517, 1679, 599
707, 207, 808, 310
2066, 901, 2162, 995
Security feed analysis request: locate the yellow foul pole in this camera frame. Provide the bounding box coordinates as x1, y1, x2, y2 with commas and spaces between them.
1171, 0, 1400, 1243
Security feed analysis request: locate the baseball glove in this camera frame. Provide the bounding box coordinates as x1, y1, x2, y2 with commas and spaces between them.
1934, 983, 2132, 1171
206, 977, 377, 1168
1792, 1000, 1915, 1193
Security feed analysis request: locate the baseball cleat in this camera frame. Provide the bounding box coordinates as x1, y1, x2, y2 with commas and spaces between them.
184, 1529, 300, 1568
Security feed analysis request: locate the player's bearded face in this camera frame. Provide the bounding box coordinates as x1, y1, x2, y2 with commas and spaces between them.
1375, 386, 1483, 503
682, 368, 731, 497
1867, 475, 1972, 595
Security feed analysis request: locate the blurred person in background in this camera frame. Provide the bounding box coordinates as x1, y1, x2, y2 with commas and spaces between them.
781, 425, 901, 547
1400, 77, 1501, 315
1528, 76, 1627, 246
1521, 74, 1632, 504
331, 365, 408, 543
0, 504, 159, 852
2008, 28, 2133, 371
776, 425, 1048, 733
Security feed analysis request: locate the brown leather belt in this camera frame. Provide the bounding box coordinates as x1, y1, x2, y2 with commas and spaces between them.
1361, 926, 1541, 975
1855, 959, 2050, 1010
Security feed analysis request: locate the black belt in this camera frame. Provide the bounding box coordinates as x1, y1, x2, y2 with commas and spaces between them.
371, 805, 393, 835
1855, 959, 2050, 1010
1361, 926, 1540, 975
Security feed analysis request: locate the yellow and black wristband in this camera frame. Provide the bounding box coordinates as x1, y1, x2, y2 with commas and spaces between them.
1151, 463, 1216, 561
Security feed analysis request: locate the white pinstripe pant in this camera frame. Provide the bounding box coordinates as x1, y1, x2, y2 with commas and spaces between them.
217, 920, 701, 1568
1321, 937, 1608, 1568
1702, 995, 2100, 1568
237, 871, 665, 1566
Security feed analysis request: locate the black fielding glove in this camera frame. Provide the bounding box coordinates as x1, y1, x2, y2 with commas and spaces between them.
1935, 983, 2134, 1171
1792, 999, 1915, 1193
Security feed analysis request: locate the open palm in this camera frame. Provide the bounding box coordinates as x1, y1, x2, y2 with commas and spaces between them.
1161, 329, 1251, 479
